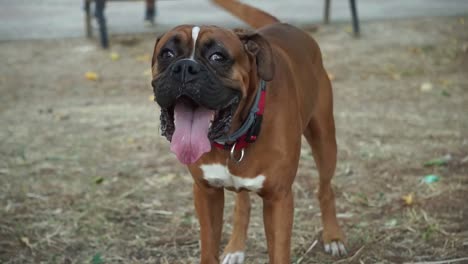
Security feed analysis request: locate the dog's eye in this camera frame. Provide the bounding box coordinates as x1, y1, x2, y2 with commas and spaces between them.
160, 49, 175, 59
209, 52, 226, 62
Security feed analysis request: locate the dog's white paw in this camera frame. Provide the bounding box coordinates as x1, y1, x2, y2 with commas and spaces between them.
222, 251, 245, 264
324, 241, 347, 257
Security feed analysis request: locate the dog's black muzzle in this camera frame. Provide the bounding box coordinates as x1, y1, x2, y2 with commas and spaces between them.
152, 59, 241, 111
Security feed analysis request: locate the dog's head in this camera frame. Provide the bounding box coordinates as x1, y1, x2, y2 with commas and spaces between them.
151, 25, 274, 164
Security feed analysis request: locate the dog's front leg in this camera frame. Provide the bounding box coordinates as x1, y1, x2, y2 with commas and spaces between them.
193, 182, 224, 264
262, 189, 294, 264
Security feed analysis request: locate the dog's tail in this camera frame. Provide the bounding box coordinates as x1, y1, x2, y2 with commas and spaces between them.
212, 0, 280, 29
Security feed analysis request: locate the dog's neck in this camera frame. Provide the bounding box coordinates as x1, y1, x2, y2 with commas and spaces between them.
230, 71, 262, 136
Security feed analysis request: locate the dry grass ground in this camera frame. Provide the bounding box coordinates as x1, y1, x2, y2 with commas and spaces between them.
0, 16, 467, 263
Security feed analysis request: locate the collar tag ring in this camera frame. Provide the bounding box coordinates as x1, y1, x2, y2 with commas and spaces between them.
230, 143, 245, 163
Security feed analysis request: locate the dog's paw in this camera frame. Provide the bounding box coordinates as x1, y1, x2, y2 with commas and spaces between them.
221, 251, 245, 264
324, 241, 347, 257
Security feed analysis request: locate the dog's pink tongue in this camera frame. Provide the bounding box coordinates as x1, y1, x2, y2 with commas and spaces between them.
170, 102, 213, 164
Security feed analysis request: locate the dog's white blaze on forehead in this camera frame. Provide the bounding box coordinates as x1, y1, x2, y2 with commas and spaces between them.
190, 26, 200, 60
200, 164, 265, 192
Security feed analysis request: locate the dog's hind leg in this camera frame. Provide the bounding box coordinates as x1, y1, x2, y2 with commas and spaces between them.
303, 87, 347, 257
221, 191, 250, 264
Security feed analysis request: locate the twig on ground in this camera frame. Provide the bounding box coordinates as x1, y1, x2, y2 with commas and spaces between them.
404, 257, 468, 264
333, 245, 365, 264
119, 184, 142, 199
26, 193, 48, 201
295, 239, 318, 264
38, 225, 62, 246
19, 236, 34, 254
149, 209, 173, 216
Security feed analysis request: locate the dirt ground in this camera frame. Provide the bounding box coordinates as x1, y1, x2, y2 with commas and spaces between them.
0, 16, 467, 264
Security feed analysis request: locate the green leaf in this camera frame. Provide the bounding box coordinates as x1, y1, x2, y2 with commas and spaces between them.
94, 177, 104, 185
441, 90, 451, 97
424, 159, 448, 167
422, 174, 440, 184
91, 253, 104, 264
423, 154, 451, 167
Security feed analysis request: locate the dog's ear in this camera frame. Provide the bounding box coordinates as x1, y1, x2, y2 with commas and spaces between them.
235, 29, 275, 81
151, 34, 164, 66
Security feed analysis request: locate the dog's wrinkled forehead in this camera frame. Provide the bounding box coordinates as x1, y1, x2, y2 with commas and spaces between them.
154, 25, 244, 62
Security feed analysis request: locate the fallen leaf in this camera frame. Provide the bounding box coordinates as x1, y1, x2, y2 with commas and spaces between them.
94, 177, 104, 185
136, 54, 151, 62
439, 79, 452, 87
402, 193, 413, 206
392, 73, 401, 80
327, 72, 335, 81
420, 82, 433, 92
20, 237, 33, 249
408, 47, 422, 55
85, 71, 99, 81
422, 174, 440, 184
110, 52, 120, 61
441, 90, 451, 97
55, 113, 70, 121
149, 95, 155, 101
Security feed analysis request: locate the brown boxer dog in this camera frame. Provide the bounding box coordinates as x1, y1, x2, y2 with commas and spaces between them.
150, 0, 346, 262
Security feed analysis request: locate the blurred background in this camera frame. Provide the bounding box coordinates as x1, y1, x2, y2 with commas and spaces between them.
1, 0, 468, 40
0, 0, 467, 263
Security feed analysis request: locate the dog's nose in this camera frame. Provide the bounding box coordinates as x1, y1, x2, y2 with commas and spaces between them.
171, 59, 201, 83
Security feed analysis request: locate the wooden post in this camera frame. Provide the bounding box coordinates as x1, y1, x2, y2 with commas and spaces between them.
324, 0, 331, 24
84, 0, 92, 38
349, 0, 360, 37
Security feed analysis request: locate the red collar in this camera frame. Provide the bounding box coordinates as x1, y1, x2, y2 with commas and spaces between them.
213, 80, 267, 151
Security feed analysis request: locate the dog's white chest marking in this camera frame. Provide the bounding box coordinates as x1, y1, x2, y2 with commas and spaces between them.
200, 164, 265, 192
190, 26, 200, 60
